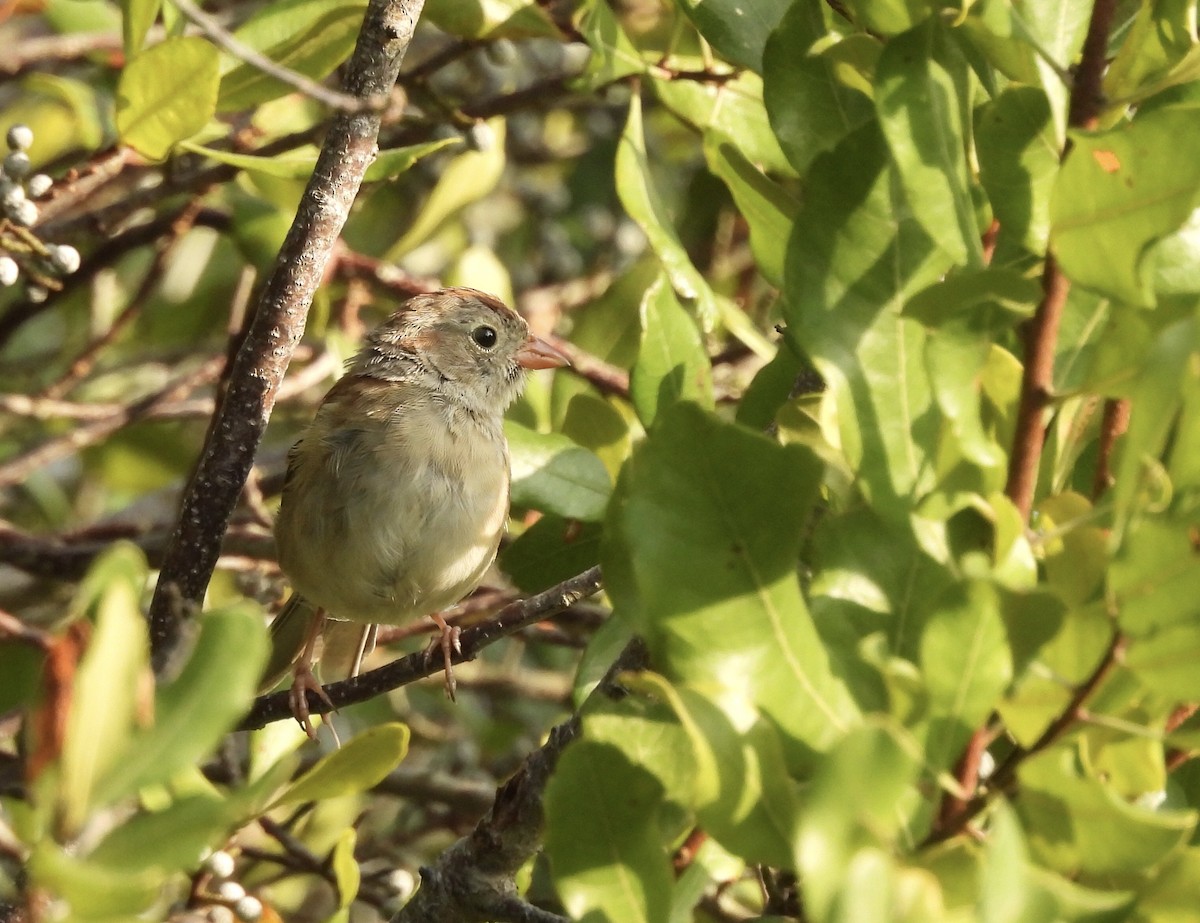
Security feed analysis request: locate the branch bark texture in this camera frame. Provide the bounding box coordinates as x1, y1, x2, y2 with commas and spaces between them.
148, 0, 426, 674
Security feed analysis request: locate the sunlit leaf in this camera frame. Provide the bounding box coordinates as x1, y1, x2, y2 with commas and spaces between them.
272, 723, 409, 807
506, 421, 612, 521
1051, 105, 1200, 306
116, 37, 220, 160
630, 274, 713, 426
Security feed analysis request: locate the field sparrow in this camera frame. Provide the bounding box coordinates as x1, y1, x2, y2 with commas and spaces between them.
270, 287, 569, 736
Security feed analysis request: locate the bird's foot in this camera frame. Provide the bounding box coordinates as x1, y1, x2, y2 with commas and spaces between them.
288, 661, 335, 740
427, 612, 462, 701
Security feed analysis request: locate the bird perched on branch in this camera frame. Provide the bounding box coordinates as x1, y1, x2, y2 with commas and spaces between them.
268, 287, 569, 736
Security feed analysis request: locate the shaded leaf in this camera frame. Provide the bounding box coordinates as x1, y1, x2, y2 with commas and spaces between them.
545, 741, 672, 923
617, 93, 717, 327
217, 0, 367, 111
674, 0, 791, 72
763, 2, 876, 174
876, 22, 982, 267
604, 402, 859, 762
784, 121, 955, 519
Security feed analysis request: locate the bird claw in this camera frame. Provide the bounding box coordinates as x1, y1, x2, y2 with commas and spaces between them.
289, 662, 334, 739
427, 613, 462, 701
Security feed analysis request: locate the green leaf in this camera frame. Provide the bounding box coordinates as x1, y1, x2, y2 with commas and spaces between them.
842, 0, 933, 36
424, 0, 561, 39
116, 36, 220, 160
763, 2, 876, 175
637, 675, 800, 868
797, 723, 923, 920
506, 421, 612, 521
1050, 105, 1200, 306
27, 842, 163, 920
703, 133, 799, 287
1111, 318, 1199, 530
385, 120, 507, 259
60, 544, 151, 834
181, 138, 458, 181
1016, 744, 1195, 877
545, 741, 673, 923
1111, 512, 1200, 636
120, 0, 161, 56
674, 0, 791, 72
875, 22, 982, 267
977, 86, 1059, 255
653, 71, 791, 175
784, 121, 955, 519
272, 723, 409, 807
331, 828, 360, 911
808, 507, 952, 663
920, 581, 1012, 771
617, 93, 718, 327
630, 274, 713, 426
92, 604, 268, 807
217, 0, 368, 111
500, 514, 602, 594
88, 794, 234, 872
604, 402, 859, 761
1126, 621, 1200, 701
574, 0, 646, 86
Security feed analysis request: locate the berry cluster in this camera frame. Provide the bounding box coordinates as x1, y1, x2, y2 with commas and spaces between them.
0, 124, 79, 297
190, 850, 264, 923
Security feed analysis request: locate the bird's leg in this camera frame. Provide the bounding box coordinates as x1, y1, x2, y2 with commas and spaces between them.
349, 623, 377, 678
289, 608, 335, 739
427, 611, 462, 700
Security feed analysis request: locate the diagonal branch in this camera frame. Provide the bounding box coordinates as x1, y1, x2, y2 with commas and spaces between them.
148, 0, 428, 675
239, 566, 603, 731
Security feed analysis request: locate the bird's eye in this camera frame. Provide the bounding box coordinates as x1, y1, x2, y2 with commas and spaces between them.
472, 325, 498, 349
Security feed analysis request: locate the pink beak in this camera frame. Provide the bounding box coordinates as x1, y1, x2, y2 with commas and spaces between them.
517, 335, 571, 370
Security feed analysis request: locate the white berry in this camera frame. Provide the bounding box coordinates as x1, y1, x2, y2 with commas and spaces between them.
0, 256, 18, 286
47, 244, 80, 275
6, 124, 33, 152
27, 285, 48, 303
4, 151, 31, 179
9, 198, 38, 227
203, 849, 236, 879
26, 174, 52, 198
215, 880, 245, 902
233, 896, 262, 922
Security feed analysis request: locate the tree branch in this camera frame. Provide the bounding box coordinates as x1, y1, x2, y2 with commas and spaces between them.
391, 637, 647, 923
148, 0, 428, 676
239, 566, 602, 730
1003, 0, 1116, 522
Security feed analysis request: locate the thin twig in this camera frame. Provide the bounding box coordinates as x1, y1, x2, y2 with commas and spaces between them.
0, 356, 227, 490
927, 631, 1127, 847
148, 0, 429, 675
1091, 398, 1131, 499
240, 566, 602, 730
171, 0, 387, 113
